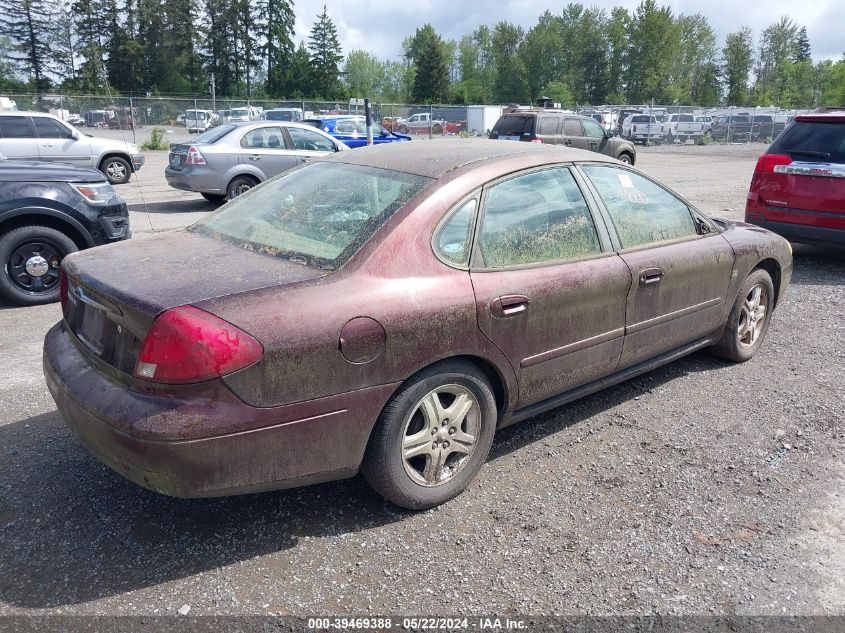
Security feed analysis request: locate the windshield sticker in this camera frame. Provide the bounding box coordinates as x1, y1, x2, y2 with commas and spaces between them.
617, 173, 634, 188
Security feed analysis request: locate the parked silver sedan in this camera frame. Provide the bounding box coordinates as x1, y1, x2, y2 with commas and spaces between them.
165, 121, 349, 201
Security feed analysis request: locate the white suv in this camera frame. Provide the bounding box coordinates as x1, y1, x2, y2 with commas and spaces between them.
0, 111, 145, 184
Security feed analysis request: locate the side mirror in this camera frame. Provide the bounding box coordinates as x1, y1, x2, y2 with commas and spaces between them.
71, 129, 80, 140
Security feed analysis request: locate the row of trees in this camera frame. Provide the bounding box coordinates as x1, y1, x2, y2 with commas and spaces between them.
1, 0, 844, 108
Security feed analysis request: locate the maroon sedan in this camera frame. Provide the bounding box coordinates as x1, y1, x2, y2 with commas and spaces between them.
44, 140, 792, 509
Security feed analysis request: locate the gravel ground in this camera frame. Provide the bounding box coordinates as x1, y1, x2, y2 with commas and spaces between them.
0, 143, 843, 618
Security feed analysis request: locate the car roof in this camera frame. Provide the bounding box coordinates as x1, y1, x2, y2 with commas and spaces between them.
326, 139, 616, 178
795, 111, 845, 123
0, 110, 60, 117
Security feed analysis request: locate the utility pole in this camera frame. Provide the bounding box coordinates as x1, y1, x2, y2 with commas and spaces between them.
210, 74, 216, 112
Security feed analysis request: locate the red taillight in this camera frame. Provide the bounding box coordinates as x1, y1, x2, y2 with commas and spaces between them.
59, 270, 68, 315
185, 146, 206, 165
530, 137, 543, 144
758, 153, 792, 174
134, 305, 263, 384
750, 153, 791, 189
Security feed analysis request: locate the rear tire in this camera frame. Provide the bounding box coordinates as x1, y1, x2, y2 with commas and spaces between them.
0, 225, 78, 305
226, 175, 258, 200
711, 269, 775, 363
201, 192, 226, 203
362, 361, 497, 510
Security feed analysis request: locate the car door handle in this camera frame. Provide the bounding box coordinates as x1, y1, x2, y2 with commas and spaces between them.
42, 143, 53, 147
564, 139, 572, 146
248, 154, 261, 161
491, 295, 530, 318
300, 157, 310, 163
639, 267, 664, 286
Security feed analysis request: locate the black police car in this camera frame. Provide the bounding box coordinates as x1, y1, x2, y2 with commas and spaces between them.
0, 159, 130, 305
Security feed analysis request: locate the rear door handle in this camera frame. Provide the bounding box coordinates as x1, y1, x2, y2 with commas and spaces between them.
248, 154, 261, 161
491, 295, 530, 318
639, 267, 664, 286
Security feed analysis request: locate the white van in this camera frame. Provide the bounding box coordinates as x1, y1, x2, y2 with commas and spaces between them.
185, 109, 214, 133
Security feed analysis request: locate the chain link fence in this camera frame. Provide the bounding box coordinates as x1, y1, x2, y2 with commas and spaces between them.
0, 93, 809, 147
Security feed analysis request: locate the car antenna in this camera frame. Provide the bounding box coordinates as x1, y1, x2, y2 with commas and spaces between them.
103, 84, 155, 235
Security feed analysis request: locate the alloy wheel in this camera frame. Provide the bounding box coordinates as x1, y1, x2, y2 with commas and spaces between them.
400, 385, 480, 487
737, 284, 768, 347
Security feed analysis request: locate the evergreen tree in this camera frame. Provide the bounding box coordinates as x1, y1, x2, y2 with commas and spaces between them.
411, 30, 448, 102
794, 26, 811, 63
257, 0, 295, 97
0, 0, 54, 92
74, 0, 109, 91
52, 0, 78, 86
307, 5, 343, 99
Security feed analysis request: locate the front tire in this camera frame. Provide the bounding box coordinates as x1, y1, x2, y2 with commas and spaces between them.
362, 361, 497, 510
100, 156, 132, 185
0, 225, 78, 305
711, 269, 774, 362
617, 152, 633, 165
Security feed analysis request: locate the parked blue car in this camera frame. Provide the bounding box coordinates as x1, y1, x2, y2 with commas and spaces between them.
304, 115, 411, 149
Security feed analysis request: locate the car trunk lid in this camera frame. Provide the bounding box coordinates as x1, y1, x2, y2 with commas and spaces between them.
62, 231, 329, 376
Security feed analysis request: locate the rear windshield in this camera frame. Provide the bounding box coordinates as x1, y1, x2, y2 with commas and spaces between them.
191, 162, 432, 269
186, 111, 207, 120
266, 110, 299, 121
770, 121, 845, 164
193, 124, 236, 143
631, 116, 649, 123
231, 109, 249, 117
492, 116, 534, 136
677, 114, 694, 122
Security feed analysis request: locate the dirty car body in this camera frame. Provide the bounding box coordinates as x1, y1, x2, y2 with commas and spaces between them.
44, 140, 792, 507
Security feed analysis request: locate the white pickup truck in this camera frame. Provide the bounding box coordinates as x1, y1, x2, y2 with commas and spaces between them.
622, 114, 667, 144
666, 114, 706, 143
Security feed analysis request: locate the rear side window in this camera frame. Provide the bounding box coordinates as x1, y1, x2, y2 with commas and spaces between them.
563, 119, 583, 136
435, 198, 477, 267
32, 117, 74, 139
537, 117, 558, 135
477, 167, 602, 267
0, 116, 34, 138
241, 126, 287, 149
492, 116, 534, 137
582, 165, 697, 249
770, 121, 845, 164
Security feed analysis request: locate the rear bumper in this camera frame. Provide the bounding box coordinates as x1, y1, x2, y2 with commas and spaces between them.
745, 217, 845, 246
165, 167, 224, 194
43, 321, 398, 497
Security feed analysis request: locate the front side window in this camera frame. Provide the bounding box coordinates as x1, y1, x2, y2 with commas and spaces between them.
287, 127, 337, 152
435, 198, 477, 267
477, 167, 602, 268
581, 164, 697, 249
583, 118, 606, 138
192, 163, 431, 269
0, 116, 33, 138
32, 117, 74, 139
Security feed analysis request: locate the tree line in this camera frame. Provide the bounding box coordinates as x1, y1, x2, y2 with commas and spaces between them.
1, 0, 844, 108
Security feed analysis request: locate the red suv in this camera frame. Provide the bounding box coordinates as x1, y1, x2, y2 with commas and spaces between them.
745, 109, 845, 246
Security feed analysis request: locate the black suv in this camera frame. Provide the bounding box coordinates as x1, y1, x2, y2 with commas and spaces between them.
0, 159, 129, 305
489, 111, 637, 164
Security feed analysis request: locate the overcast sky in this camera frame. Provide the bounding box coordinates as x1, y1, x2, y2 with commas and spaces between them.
291, 0, 842, 62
